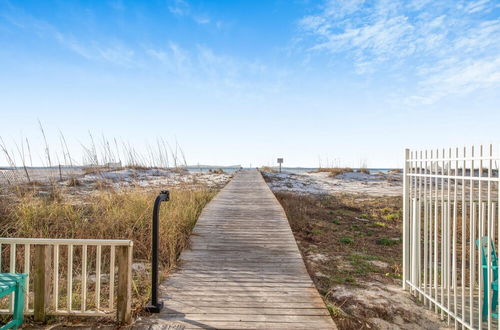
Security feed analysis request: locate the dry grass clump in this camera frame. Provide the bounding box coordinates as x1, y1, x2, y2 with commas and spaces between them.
0, 122, 190, 186
208, 168, 225, 174
259, 166, 277, 173
315, 167, 353, 177
357, 168, 370, 175
274, 192, 403, 329
0, 185, 217, 322
124, 165, 150, 171
169, 167, 189, 174
0, 188, 215, 269
67, 177, 81, 186
82, 167, 107, 175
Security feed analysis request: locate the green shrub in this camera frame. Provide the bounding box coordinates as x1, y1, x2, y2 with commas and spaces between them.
340, 236, 354, 244
311, 228, 323, 235
383, 211, 402, 221
376, 238, 401, 246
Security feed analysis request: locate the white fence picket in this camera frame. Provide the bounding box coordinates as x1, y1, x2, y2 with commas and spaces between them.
403, 145, 500, 329
0, 238, 132, 319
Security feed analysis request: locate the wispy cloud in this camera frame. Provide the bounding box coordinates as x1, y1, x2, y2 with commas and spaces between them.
145, 42, 285, 102
1, 4, 138, 67
108, 0, 125, 12
146, 42, 191, 75
410, 56, 500, 105
168, 0, 190, 16
53, 34, 138, 67
1, 1, 280, 101
168, 0, 211, 25
299, 0, 500, 104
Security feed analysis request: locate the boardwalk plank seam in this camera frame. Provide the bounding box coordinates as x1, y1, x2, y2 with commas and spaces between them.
136, 170, 336, 329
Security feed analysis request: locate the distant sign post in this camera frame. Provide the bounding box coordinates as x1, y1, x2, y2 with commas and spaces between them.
277, 158, 283, 173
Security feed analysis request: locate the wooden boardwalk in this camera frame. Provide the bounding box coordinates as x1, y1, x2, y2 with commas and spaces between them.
137, 170, 336, 329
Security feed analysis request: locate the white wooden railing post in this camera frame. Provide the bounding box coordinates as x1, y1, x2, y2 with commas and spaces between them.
34, 245, 51, 322
402, 148, 410, 289
0, 238, 133, 321
116, 243, 133, 324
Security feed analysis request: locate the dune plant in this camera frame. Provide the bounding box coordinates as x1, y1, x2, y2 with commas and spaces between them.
1, 188, 215, 268
0, 124, 190, 186
0, 186, 217, 318
315, 167, 354, 177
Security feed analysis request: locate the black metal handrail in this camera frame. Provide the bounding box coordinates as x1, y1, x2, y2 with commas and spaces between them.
145, 190, 169, 313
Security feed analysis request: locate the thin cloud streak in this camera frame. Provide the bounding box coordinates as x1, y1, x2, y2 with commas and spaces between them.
2, 6, 138, 67
168, 0, 211, 25
1, 2, 285, 103
299, 0, 500, 104
145, 42, 287, 103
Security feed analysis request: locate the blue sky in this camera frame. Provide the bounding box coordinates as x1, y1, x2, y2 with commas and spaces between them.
1, 0, 499, 167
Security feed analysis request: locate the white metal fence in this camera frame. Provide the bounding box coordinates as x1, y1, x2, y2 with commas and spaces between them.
0, 238, 133, 322
403, 145, 500, 329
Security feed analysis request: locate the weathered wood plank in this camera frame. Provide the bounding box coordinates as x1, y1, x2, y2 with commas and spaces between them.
135, 170, 336, 329
167, 279, 314, 285
160, 295, 326, 303
144, 320, 333, 329
163, 314, 334, 322
163, 300, 327, 308
34, 245, 51, 323
161, 307, 331, 316
117, 245, 133, 324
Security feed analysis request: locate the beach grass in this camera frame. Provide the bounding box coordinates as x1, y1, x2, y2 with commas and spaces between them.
0, 186, 217, 318
274, 192, 403, 328
259, 166, 277, 173
315, 167, 354, 177
1, 187, 216, 267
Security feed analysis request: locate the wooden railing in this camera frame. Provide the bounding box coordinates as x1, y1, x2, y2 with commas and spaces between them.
0, 238, 133, 323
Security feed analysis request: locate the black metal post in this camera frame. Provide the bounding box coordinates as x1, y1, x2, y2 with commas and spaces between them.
145, 190, 169, 313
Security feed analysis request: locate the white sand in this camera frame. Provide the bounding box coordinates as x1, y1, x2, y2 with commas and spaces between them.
264, 170, 402, 196
0, 167, 232, 191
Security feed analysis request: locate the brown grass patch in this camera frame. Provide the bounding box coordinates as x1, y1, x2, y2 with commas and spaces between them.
259, 166, 277, 173
208, 168, 225, 174
1, 188, 215, 267
0, 187, 217, 321
357, 168, 370, 175
315, 167, 354, 177
274, 192, 403, 329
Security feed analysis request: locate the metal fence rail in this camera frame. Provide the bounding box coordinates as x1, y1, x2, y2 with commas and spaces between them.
0, 238, 133, 323
403, 145, 500, 329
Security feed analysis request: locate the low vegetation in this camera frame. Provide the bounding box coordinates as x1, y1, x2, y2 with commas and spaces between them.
315, 167, 354, 177
1, 188, 215, 267
259, 166, 277, 173
0, 122, 190, 186
0, 185, 217, 320
208, 168, 225, 174
274, 192, 403, 329
357, 168, 370, 175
